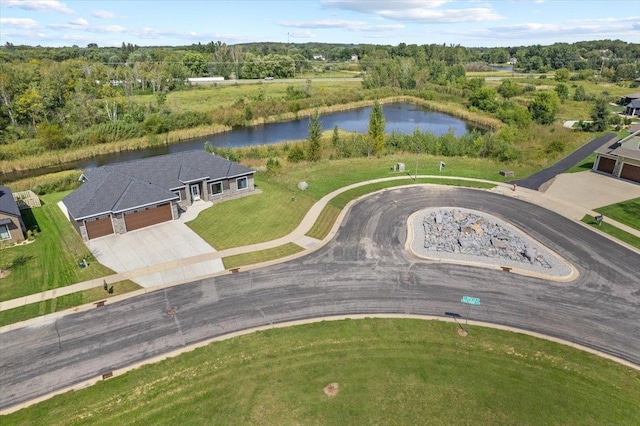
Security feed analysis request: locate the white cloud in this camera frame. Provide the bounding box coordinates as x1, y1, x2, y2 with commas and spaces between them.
0, 17, 38, 29
0, 0, 73, 14
379, 7, 503, 23
92, 9, 115, 19
321, 0, 452, 12
287, 30, 315, 39
458, 17, 640, 43
320, 0, 503, 23
69, 18, 88, 27
281, 19, 366, 29
99, 25, 127, 33
280, 19, 404, 32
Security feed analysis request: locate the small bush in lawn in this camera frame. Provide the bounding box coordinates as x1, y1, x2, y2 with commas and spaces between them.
287, 144, 306, 163
266, 157, 282, 175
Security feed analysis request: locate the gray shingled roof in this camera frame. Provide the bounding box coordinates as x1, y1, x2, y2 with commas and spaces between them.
626, 99, 640, 108
0, 186, 21, 218
63, 151, 254, 220
594, 131, 640, 161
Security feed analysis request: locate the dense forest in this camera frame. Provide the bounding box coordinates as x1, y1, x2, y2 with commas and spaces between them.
0, 39, 638, 160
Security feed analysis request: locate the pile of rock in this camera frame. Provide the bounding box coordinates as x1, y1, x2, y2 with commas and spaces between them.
423, 209, 552, 268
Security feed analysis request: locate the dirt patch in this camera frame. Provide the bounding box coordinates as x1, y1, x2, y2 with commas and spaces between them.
538, 177, 556, 193
324, 382, 339, 397
0, 269, 10, 279
457, 328, 468, 337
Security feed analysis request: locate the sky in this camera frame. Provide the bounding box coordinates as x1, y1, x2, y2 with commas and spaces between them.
0, 0, 639, 48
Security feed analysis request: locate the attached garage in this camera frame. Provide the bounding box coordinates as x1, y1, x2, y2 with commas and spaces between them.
124, 203, 173, 232
620, 163, 640, 183
85, 215, 114, 240
597, 157, 616, 174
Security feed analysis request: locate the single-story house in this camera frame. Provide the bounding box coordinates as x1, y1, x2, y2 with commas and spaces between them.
623, 99, 640, 117
62, 151, 255, 241
0, 186, 26, 243
619, 91, 640, 107
593, 127, 640, 184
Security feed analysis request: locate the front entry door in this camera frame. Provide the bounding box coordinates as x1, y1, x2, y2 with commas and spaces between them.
190, 184, 201, 201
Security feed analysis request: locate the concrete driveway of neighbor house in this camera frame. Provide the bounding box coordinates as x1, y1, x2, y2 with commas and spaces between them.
544, 171, 640, 209
87, 202, 223, 288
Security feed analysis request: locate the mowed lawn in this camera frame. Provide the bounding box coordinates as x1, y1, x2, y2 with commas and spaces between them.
0, 280, 141, 327
0, 192, 115, 301
4, 319, 638, 425
595, 197, 640, 231
582, 215, 640, 249
188, 154, 527, 249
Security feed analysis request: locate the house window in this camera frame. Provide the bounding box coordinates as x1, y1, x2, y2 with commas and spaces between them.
237, 177, 248, 190
0, 224, 10, 240
173, 190, 182, 201
211, 182, 223, 195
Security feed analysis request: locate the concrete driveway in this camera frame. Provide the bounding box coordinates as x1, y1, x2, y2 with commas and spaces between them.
544, 171, 640, 209
87, 213, 223, 288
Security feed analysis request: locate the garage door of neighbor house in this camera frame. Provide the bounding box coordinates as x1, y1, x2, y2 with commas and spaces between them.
597, 157, 616, 174
124, 203, 173, 232
85, 215, 114, 239
620, 163, 640, 183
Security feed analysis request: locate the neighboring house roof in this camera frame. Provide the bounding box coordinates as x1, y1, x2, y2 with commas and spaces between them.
622, 92, 640, 100
594, 134, 622, 156
0, 186, 21, 218
595, 131, 640, 161
625, 99, 640, 108
63, 151, 254, 220
611, 146, 640, 161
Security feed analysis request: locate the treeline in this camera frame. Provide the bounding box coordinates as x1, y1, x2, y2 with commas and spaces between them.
208, 126, 524, 167
3, 39, 637, 72
0, 39, 638, 154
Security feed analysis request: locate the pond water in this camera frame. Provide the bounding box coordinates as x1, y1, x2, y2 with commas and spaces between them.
490, 65, 519, 73
4, 102, 482, 181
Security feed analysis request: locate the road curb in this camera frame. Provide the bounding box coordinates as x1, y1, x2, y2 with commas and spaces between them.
2, 314, 636, 415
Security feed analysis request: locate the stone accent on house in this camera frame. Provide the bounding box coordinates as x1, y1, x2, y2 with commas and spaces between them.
171, 202, 179, 220
79, 224, 89, 241
112, 214, 127, 234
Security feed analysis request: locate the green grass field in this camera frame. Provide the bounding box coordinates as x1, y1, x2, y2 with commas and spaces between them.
4, 319, 638, 425
0, 192, 115, 302
582, 215, 640, 249
188, 155, 525, 249
134, 80, 361, 114
222, 243, 304, 270
566, 153, 596, 173
594, 197, 640, 231
0, 280, 141, 327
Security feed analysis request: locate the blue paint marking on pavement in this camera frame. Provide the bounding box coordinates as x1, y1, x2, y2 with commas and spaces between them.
461, 296, 480, 305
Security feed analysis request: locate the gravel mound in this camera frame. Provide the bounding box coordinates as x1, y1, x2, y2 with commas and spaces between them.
411, 208, 573, 278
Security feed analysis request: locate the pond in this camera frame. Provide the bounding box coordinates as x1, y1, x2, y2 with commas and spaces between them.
4, 102, 483, 181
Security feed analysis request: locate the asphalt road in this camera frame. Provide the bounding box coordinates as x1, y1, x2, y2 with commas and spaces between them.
515, 133, 618, 190
1, 187, 639, 410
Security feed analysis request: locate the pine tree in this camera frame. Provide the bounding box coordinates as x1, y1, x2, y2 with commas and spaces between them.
368, 101, 386, 156
590, 97, 609, 132
307, 109, 322, 162
331, 125, 340, 147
